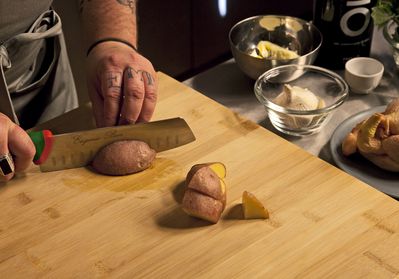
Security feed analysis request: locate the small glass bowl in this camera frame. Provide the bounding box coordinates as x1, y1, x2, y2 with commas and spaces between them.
254, 65, 348, 136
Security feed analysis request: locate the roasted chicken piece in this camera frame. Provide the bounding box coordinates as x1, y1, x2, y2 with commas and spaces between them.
341, 98, 399, 172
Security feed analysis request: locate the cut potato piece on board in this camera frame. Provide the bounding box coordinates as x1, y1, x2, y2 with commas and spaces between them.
186, 162, 226, 181
186, 165, 225, 202
182, 189, 224, 224
242, 191, 269, 219
207, 162, 227, 179
182, 162, 227, 223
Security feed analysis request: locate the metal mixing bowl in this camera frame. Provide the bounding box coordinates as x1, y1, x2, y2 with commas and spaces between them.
229, 15, 323, 80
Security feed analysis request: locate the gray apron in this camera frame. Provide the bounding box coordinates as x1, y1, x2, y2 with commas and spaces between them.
0, 9, 78, 129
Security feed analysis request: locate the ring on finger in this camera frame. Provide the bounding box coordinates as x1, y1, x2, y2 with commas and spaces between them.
0, 153, 14, 176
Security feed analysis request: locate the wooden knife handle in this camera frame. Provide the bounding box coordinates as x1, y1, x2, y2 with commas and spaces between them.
28, 130, 54, 165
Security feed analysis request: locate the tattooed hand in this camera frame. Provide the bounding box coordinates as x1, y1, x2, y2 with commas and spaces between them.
86, 42, 158, 127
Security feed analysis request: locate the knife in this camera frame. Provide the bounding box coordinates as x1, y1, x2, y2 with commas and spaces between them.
27, 117, 196, 172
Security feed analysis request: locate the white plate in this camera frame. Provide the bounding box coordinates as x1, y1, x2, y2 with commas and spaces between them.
330, 106, 399, 198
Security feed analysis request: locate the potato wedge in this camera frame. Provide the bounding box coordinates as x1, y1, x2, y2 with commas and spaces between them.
242, 191, 269, 219
182, 189, 224, 224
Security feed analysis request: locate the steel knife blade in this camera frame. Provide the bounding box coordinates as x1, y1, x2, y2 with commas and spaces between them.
28, 117, 195, 172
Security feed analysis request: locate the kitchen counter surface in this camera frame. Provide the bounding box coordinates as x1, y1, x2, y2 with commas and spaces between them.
183, 28, 399, 165
1, 72, 399, 278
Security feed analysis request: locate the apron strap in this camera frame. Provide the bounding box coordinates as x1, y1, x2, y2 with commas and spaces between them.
0, 46, 18, 124
0, 10, 62, 125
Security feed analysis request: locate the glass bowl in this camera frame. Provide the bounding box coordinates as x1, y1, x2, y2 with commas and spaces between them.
254, 65, 348, 136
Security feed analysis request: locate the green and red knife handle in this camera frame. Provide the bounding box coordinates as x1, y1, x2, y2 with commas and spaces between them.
28, 130, 54, 165
0, 130, 52, 176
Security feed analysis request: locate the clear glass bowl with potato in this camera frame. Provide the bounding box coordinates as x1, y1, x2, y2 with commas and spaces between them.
254, 64, 349, 136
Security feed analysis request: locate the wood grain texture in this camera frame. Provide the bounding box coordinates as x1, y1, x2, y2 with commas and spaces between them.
0, 72, 398, 278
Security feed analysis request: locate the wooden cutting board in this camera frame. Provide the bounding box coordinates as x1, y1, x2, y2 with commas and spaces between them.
1, 72, 398, 278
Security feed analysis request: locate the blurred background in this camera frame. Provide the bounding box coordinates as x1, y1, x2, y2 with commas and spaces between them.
53, 0, 313, 103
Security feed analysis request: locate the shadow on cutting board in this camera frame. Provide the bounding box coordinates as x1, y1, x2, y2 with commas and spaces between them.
222, 204, 244, 220
156, 206, 212, 229
156, 181, 247, 229
156, 181, 216, 229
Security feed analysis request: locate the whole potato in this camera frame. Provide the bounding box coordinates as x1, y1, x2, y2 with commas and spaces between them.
92, 140, 156, 175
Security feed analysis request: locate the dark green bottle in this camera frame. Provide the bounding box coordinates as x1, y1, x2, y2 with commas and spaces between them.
313, 0, 377, 69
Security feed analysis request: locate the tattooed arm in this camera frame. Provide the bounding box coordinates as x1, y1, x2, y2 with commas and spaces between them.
78, 0, 158, 127
79, 0, 137, 50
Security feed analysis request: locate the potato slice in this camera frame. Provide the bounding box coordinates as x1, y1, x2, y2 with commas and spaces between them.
242, 191, 269, 219
207, 162, 227, 179
219, 179, 227, 209
182, 189, 224, 224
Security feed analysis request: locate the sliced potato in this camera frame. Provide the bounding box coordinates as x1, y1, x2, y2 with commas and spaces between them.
207, 162, 227, 179
182, 162, 227, 223
242, 191, 269, 219
186, 166, 224, 201
182, 189, 224, 224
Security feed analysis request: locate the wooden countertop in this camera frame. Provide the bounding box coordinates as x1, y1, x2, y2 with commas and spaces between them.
0, 72, 398, 278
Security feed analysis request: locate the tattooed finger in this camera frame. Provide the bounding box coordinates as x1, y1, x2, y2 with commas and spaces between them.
101, 71, 123, 126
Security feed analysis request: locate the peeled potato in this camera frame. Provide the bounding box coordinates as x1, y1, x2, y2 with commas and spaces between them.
91, 140, 156, 176
182, 163, 227, 223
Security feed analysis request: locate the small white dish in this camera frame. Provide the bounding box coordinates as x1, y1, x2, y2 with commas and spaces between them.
344, 57, 384, 94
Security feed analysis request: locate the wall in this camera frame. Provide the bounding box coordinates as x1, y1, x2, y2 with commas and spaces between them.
53, 0, 313, 102
138, 0, 313, 79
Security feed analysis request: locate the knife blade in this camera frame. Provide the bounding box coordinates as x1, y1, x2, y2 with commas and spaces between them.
28, 117, 195, 172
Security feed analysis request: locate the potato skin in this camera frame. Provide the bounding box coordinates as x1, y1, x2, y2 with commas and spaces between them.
92, 140, 156, 176
186, 166, 223, 201
182, 189, 224, 224
182, 163, 227, 223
